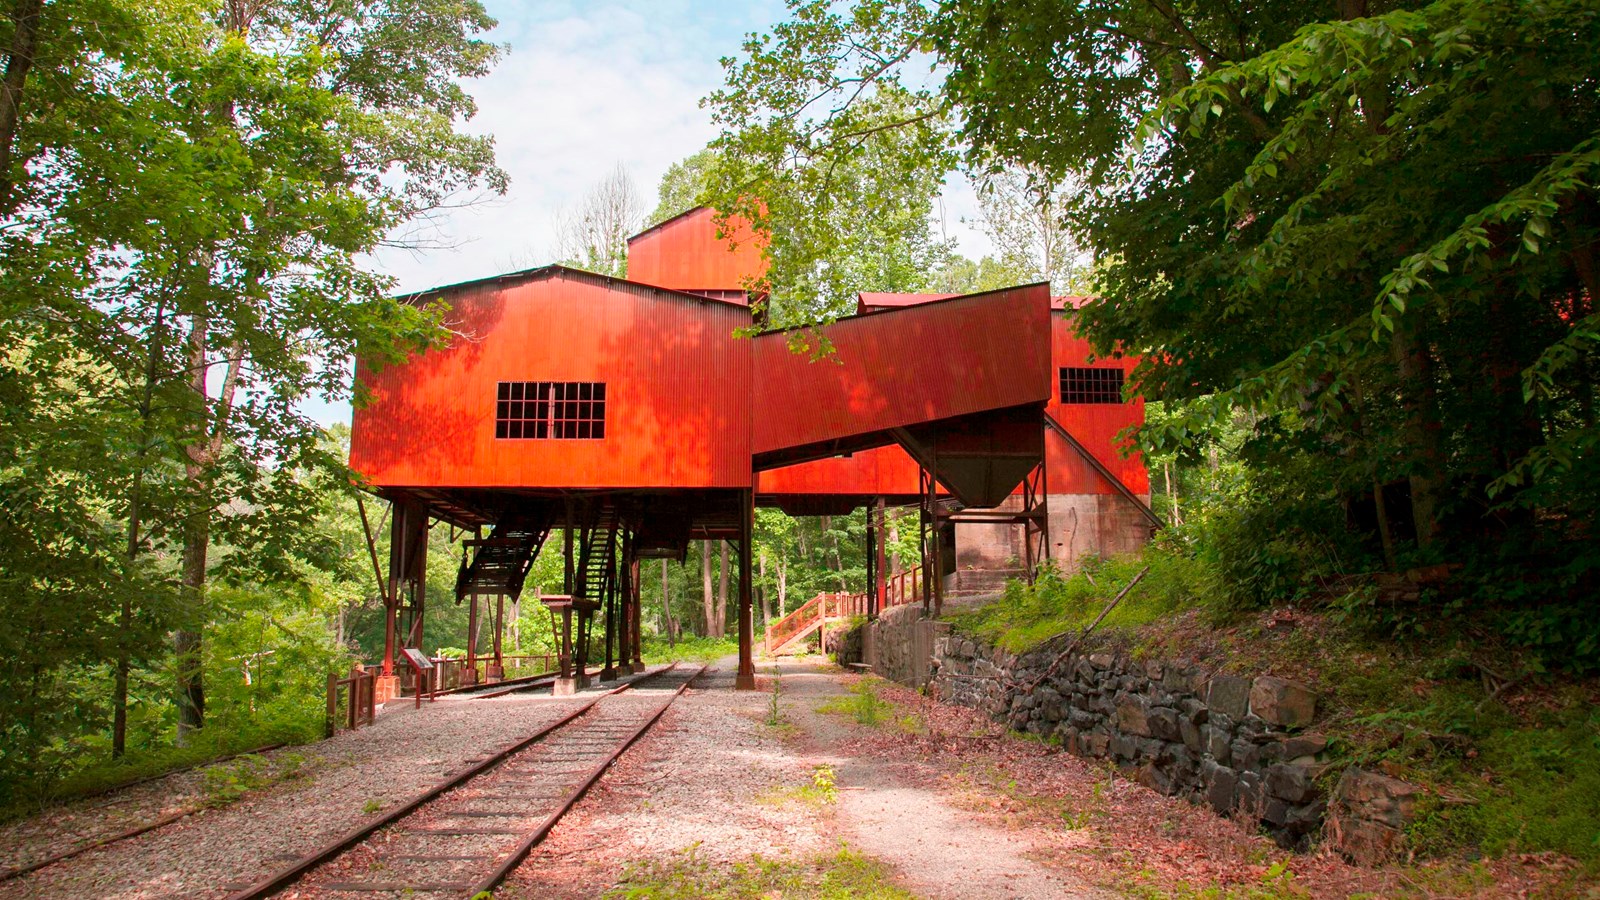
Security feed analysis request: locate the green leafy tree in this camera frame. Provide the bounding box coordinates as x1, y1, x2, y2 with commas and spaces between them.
705, 0, 958, 323
0, 0, 505, 777
649, 148, 721, 226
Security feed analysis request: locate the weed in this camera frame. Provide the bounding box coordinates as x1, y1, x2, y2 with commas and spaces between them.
945, 549, 1202, 653
765, 671, 784, 727
604, 843, 914, 899
362, 798, 383, 815
816, 678, 893, 726
758, 764, 838, 810
201, 755, 271, 807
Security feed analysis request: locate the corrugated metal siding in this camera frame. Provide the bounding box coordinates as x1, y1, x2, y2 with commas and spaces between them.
626, 207, 765, 294
751, 285, 1054, 456
1049, 314, 1150, 494
349, 273, 752, 489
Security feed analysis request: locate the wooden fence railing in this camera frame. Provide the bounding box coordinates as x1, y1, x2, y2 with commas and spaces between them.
764, 568, 924, 655
326, 667, 376, 737
398, 653, 557, 695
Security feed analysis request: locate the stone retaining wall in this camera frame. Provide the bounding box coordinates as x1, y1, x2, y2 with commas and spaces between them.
863, 603, 944, 686
930, 634, 1329, 849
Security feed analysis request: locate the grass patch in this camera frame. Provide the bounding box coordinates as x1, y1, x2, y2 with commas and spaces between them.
642, 635, 741, 665
2, 717, 318, 822
945, 549, 1201, 654
815, 677, 926, 733
603, 843, 915, 900
1405, 696, 1600, 866
199, 750, 308, 807
817, 680, 890, 726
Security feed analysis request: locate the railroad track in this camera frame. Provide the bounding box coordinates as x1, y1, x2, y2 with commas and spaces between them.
224, 663, 704, 899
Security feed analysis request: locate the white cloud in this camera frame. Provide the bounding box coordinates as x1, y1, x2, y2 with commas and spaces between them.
369, 0, 784, 294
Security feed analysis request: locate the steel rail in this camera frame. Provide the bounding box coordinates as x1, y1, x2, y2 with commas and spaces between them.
221, 663, 680, 900
0, 741, 292, 884
468, 664, 706, 896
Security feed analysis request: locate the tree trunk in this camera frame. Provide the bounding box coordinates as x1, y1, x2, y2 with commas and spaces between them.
758, 548, 771, 627
1164, 460, 1182, 526
175, 519, 208, 742
115, 298, 169, 758
777, 557, 788, 616
0, 0, 44, 215
701, 540, 716, 638
1390, 322, 1442, 547
825, 520, 845, 590
716, 540, 729, 637
1373, 479, 1398, 571
174, 310, 244, 742
887, 515, 901, 575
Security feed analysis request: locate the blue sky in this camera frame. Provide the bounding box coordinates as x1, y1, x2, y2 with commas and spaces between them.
306, 0, 986, 425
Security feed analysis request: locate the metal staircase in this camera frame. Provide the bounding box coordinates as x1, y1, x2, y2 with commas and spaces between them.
574, 507, 620, 606
455, 514, 551, 604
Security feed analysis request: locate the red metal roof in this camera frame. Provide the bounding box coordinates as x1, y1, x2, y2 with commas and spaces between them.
856, 292, 959, 313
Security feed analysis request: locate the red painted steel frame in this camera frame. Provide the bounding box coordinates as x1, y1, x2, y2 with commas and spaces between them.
755, 307, 1149, 500
751, 285, 1054, 464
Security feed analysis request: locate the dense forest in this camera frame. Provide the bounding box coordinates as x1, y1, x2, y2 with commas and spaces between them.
3, 0, 1597, 843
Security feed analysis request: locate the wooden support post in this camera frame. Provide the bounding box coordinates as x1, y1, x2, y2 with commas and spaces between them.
465, 592, 478, 685
325, 672, 337, 738
617, 533, 633, 673
559, 606, 572, 679
383, 499, 427, 681
737, 488, 757, 690
601, 550, 617, 681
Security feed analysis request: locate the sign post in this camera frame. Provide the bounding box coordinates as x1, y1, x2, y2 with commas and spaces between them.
401, 647, 434, 709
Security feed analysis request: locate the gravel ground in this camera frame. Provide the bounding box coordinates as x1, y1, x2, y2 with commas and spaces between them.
0, 668, 669, 900
498, 655, 1103, 900
774, 658, 1106, 900
496, 658, 837, 899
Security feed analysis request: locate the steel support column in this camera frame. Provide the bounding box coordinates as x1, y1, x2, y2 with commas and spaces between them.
872, 497, 887, 618
384, 498, 428, 677
631, 555, 645, 671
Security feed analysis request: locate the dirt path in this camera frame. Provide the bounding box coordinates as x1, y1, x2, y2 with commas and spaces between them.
773, 657, 1106, 899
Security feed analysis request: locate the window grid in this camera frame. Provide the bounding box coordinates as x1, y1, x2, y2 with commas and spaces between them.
495, 381, 607, 440
1060, 367, 1124, 404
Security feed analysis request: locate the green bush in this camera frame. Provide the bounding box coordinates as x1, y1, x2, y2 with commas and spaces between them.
641, 634, 741, 665
945, 547, 1203, 653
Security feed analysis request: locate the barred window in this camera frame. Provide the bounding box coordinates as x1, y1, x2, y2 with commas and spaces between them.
1060, 367, 1124, 404
495, 381, 607, 440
